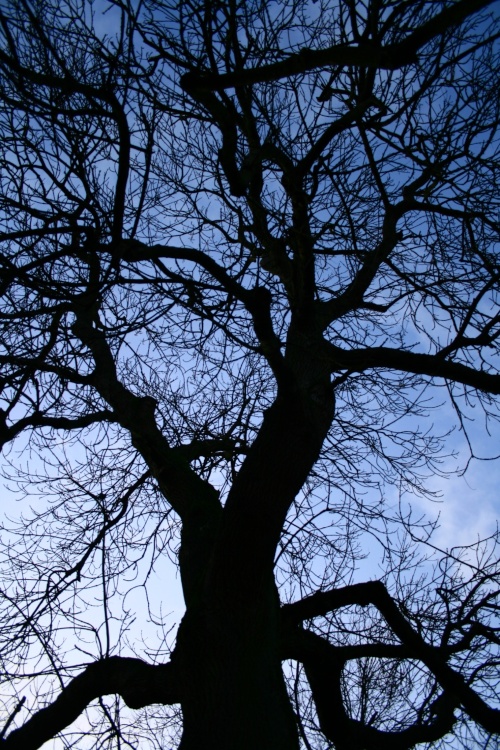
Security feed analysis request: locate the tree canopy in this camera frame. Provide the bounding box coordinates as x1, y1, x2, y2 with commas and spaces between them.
0, 0, 500, 748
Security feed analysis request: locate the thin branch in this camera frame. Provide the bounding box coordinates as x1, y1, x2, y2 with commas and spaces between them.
0, 698, 26, 741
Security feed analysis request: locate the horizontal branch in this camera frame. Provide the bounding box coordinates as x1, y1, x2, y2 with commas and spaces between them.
325, 343, 500, 395
0, 225, 91, 243
0, 410, 116, 451
180, 0, 494, 92
121, 241, 249, 302
282, 581, 382, 624
2, 657, 179, 750
180, 46, 390, 94
283, 629, 411, 661
0, 355, 92, 386
0, 46, 120, 110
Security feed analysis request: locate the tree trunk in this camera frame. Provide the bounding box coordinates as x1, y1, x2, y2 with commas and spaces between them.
174, 356, 332, 749
175, 595, 299, 750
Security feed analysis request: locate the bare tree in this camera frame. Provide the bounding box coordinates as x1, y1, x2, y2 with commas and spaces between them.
0, 0, 500, 748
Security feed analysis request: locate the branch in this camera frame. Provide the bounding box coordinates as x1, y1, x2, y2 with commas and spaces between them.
318, 204, 406, 325
0, 410, 116, 451
173, 437, 248, 462
325, 343, 500, 395
0, 699, 25, 741
122, 242, 287, 381
0, 356, 92, 386
180, 0, 494, 92
282, 581, 385, 624
58, 471, 150, 585
121, 241, 249, 302
71, 308, 221, 523
71, 307, 223, 605
2, 657, 179, 750
285, 627, 456, 750
369, 582, 500, 735
283, 581, 500, 735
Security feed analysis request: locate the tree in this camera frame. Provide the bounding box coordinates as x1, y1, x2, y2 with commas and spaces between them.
0, 0, 500, 747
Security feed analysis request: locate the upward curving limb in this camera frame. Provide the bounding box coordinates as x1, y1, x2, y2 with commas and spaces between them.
285, 627, 456, 750
282, 581, 500, 737
2, 657, 179, 750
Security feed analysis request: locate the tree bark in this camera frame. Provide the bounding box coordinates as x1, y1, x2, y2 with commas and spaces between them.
175, 596, 299, 750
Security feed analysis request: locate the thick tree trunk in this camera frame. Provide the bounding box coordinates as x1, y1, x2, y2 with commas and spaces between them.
174, 350, 332, 749
175, 600, 299, 750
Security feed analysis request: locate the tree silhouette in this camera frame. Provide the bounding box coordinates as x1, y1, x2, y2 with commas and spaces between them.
0, 0, 500, 748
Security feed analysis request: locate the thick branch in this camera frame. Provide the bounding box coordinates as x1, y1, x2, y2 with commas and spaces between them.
282, 581, 386, 624
72, 308, 222, 604
286, 628, 456, 750
121, 242, 249, 302
180, 0, 494, 92
325, 343, 500, 395
284, 581, 500, 735
2, 657, 179, 750
72, 309, 221, 520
